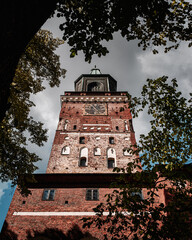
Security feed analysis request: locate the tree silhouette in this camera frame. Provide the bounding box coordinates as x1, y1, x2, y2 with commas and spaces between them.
1, 221, 98, 240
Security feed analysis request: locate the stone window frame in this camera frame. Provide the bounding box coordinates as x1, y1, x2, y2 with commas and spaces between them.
79, 147, 88, 167
107, 147, 116, 168
64, 119, 69, 131
94, 147, 101, 156
42, 189, 55, 201
61, 146, 70, 155
123, 147, 132, 156
86, 189, 99, 201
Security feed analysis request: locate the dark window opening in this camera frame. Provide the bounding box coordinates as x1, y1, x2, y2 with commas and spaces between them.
42, 189, 55, 201
80, 137, 85, 144
73, 125, 77, 130
22, 201, 26, 205
116, 126, 119, 130
108, 159, 115, 168
86, 189, 99, 201
109, 137, 114, 144
80, 158, 86, 167
131, 191, 143, 200
65, 200, 68, 204
87, 82, 104, 92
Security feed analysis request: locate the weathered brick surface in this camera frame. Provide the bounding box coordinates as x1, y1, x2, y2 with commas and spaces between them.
4, 188, 114, 239
47, 94, 137, 173
3, 92, 166, 239
4, 186, 166, 240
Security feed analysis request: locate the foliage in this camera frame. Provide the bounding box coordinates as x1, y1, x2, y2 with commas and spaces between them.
82, 77, 192, 239
0, 30, 65, 195
56, 0, 192, 62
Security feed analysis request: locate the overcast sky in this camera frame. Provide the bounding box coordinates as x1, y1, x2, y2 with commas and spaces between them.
0, 15, 192, 230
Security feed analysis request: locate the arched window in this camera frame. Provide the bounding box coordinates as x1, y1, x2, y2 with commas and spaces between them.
124, 120, 128, 131
123, 148, 132, 156
79, 147, 88, 167
87, 82, 104, 92
94, 147, 101, 156
61, 146, 70, 155
107, 148, 116, 168
64, 120, 69, 131
131, 190, 143, 200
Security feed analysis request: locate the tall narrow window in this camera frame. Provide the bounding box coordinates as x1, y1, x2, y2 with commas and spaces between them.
108, 159, 115, 168
42, 189, 55, 201
86, 189, 99, 200
73, 125, 77, 130
79, 147, 88, 167
107, 148, 116, 168
116, 126, 119, 131
109, 137, 114, 144
80, 137, 85, 144
64, 120, 69, 131
80, 157, 86, 167
124, 120, 128, 131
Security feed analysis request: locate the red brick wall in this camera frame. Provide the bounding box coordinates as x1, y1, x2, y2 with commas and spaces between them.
47, 94, 137, 173
3, 92, 145, 240
4, 187, 117, 239
3, 186, 166, 240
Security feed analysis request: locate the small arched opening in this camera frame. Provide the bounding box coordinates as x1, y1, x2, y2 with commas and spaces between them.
79, 147, 88, 167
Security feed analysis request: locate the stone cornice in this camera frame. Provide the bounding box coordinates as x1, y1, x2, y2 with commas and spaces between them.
61, 92, 128, 104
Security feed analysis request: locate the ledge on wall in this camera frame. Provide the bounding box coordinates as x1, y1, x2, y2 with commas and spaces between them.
23, 164, 192, 189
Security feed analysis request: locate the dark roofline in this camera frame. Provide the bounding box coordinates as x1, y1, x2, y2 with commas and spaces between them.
24, 173, 154, 189
24, 164, 192, 189
62, 91, 128, 96
74, 74, 117, 84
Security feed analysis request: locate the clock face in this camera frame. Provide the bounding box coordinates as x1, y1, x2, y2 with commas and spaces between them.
84, 103, 107, 115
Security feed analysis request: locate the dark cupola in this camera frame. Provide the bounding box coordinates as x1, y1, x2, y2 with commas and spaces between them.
74, 66, 117, 92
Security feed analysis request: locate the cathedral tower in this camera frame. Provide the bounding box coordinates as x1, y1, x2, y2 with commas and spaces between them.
2, 68, 137, 239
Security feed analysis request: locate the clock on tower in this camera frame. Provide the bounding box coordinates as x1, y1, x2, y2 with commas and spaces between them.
84, 103, 107, 115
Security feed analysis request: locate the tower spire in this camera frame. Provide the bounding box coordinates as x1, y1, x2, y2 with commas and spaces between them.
90, 66, 101, 74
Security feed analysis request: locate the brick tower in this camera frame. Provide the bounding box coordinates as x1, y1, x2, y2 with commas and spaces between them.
2, 68, 137, 239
